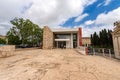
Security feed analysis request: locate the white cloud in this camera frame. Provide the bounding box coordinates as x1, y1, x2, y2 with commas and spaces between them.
104, 0, 111, 6
74, 13, 89, 22
0, 0, 32, 35
81, 0, 97, 6
0, 22, 12, 35
0, 0, 118, 38
95, 7, 120, 25
0, 0, 97, 35
84, 20, 95, 25
97, 0, 111, 7
0, 0, 32, 21
25, 0, 96, 27
74, 24, 114, 37
76, 7, 120, 37
97, 3, 103, 7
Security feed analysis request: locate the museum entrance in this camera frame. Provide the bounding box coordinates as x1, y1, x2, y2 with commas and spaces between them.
55, 41, 66, 48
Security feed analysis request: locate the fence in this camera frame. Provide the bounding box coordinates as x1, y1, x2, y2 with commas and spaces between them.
88, 48, 115, 58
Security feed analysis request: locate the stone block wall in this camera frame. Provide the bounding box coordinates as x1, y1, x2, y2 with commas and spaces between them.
0, 45, 15, 57
82, 37, 91, 47
43, 26, 54, 49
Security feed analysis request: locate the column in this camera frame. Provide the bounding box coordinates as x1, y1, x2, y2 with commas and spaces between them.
117, 37, 120, 58
78, 28, 82, 46
77, 32, 79, 47
71, 33, 73, 48
57, 41, 58, 48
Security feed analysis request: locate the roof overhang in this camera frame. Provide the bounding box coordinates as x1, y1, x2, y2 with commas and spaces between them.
52, 28, 78, 34
55, 39, 70, 41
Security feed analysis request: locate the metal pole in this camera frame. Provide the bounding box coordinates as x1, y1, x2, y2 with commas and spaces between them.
109, 49, 111, 58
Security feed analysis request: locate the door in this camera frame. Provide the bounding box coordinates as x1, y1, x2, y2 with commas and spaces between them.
58, 41, 66, 48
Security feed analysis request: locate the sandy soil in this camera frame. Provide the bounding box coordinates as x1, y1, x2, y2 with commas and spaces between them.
0, 49, 120, 80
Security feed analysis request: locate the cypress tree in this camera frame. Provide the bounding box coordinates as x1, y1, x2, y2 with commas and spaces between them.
91, 29, 113, 48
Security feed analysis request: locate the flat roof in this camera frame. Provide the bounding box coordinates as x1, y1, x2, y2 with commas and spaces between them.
82, 37, 90, 39
51, 28, 78, 33
55, 39, 70, 41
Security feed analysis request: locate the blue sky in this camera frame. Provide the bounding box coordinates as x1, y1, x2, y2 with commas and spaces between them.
0, 0, 120, 37
62, 0, 120, 27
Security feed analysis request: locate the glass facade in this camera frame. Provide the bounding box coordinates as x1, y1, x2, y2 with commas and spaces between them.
54, 33, 78, 48
73, 33, 77, 48
55, 34, 71, 39
54, 34, 70, 48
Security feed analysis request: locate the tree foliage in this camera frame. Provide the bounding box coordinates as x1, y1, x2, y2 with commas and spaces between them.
0, 38, 6, 44
91, 29, 113, 48
7, 18, 43, 46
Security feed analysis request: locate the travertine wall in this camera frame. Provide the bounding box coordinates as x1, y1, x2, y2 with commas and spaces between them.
112, 21, 120, 59
43, 26, 54, 49
0, 45, 15, 57
82, 37, 91, 47
112, 33, 120, 59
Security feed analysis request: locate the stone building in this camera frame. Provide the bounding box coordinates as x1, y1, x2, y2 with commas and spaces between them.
0, 35, 7, 44
43, 26, 82, 49
112, 21, 120, 59
0, 35, 6, 39
82, 37, 91, 47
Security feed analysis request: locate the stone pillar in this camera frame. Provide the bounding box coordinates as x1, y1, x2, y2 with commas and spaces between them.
43, 26, 54, 49
112, 32, 120, 59
117, 37, 120, 57
57, 41, 58, 48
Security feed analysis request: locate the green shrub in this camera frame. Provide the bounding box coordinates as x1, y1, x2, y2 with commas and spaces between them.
0, 38, 6, 44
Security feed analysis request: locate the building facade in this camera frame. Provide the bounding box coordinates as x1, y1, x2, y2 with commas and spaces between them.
112, 22, 120, 59
0, 35, 6, 39
82, 37, 91, 47
43, 26, 82, 49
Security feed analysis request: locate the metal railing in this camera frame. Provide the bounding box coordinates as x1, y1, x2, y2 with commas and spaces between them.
88, 48, 115, 58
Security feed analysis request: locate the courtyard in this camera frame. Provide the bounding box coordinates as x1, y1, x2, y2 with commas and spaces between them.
0, 49, 120, 80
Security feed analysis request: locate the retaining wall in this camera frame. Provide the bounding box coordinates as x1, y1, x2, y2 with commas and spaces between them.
77, 46, 88, 55
0, 45, 15, 57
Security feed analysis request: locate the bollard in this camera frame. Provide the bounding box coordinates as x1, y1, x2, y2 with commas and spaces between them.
102, 49, 105, 56
93, 48, 95, 55
109, 49, 111, 58
85, 48, 88, 55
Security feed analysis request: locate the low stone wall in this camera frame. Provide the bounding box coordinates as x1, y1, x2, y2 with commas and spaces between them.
77, 46, 88, 55
0, 45, 15, 57
43, 26, 54, 49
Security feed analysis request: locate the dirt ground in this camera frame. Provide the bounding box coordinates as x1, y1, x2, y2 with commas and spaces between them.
0, 49, 120, 80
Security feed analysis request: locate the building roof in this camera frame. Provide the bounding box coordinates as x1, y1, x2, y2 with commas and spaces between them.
51, 28, 79, 33
82, 37, 90, 39
55, 39, 70, 41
